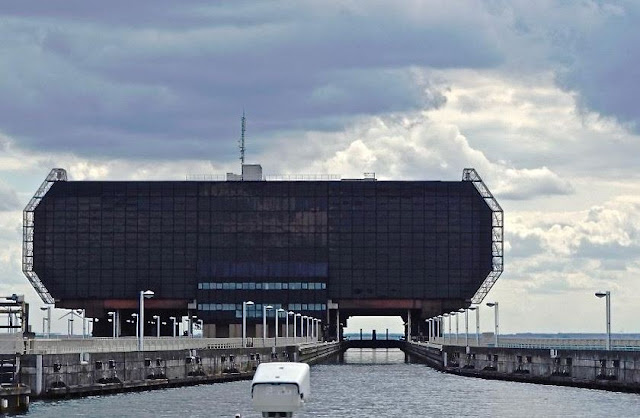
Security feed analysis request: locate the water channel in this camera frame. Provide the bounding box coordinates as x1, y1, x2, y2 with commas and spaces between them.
23, 348, 640, 417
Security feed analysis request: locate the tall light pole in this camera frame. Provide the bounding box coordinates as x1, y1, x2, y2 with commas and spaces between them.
310, 318, 315, 340
486, 302, 499, 347
242, 301, 254, 347
263, 305, 273, 346
453, 311, 460, 344
138, 290, 154, 351
153, 315, 160, 337
108, 311, 116, 339
595, 291, 611, 350
79, 309, 87, 339
465, 307, 476, 348
169, 316, 177, 337
475, 306, 480, 346
307, 316, 312, 341
40, 306, 51, 338
275, 308, 285, 346
287, 311, 294, 339
440, 313, 447, 343
302, 316, 308, 342
295, 313, 301, 341
131, 313, 139, 339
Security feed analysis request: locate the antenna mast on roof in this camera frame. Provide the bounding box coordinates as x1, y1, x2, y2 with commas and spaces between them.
239, 110, 246, 168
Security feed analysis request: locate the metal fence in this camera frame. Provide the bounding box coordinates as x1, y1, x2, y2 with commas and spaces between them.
428, 334, 640, 351
23, 336, 319, 355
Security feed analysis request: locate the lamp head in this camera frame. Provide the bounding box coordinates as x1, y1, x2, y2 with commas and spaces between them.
142, 290, 155, 298
296, 313, 301, 317
288, 311, 294, 315
486, 302, 497, 307
40, 306, 48, 311
245, 301, 255, 306
595, 291, 609, 298
468, 307, 476, 311
131, 313, 138, 317
265, 305, 273, 310
458, 309, 465, 313
169, 316, 176, 320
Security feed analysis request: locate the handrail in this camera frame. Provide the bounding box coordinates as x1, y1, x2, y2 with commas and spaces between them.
22, 336, 325, 354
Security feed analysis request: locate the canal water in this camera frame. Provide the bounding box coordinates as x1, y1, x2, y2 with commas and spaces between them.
23, 349, 640, 417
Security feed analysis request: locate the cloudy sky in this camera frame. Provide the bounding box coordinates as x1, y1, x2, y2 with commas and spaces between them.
1, 1, 639, 335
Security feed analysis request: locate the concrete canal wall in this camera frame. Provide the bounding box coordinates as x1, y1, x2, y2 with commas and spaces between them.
11, 341, 341, 400
406, 341, 640, 393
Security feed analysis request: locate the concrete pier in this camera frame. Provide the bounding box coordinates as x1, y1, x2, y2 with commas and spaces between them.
406, 341, 640, 393
13, 340, 341, 400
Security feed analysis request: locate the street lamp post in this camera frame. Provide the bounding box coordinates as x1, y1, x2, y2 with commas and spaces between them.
445, 313, 451, 344
475, 306, 480, 346
307, 316, 311, 341
108, 311, 116, 339
79, 309, 87, 339
131, 313, 139, 339
138, 290, 155, 351
295, 313, 301, 341
454, 311, 460, 345
242, 301, 254, 347
153, 315, 160, 337
275, 308, 285, 346
486, 302, 499, 347
40, 306, 51, 338
302, 316, 307, 341
169, 316, 177, 337
287, 311, 294, 339
311, 318, 316, 340
263, 305, 273, 346
595, 291, 611, 350
465, 307, 476, 348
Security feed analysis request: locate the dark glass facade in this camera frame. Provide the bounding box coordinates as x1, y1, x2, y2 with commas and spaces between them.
33, 180, 492, 325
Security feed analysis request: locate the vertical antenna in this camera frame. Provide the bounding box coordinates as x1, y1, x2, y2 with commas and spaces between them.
239, 110, 246, 167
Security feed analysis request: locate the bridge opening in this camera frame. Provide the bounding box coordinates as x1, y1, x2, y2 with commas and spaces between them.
343, 316, 404, 340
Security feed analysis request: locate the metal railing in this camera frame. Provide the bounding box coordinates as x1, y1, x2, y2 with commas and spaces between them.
426, 334, 640, 351
23, 336, 320, 355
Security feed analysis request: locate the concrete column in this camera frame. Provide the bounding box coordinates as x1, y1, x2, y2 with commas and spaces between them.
35, 354, 43, 396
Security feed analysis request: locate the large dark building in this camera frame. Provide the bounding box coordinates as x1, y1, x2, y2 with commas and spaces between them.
23, 167, 502, 338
